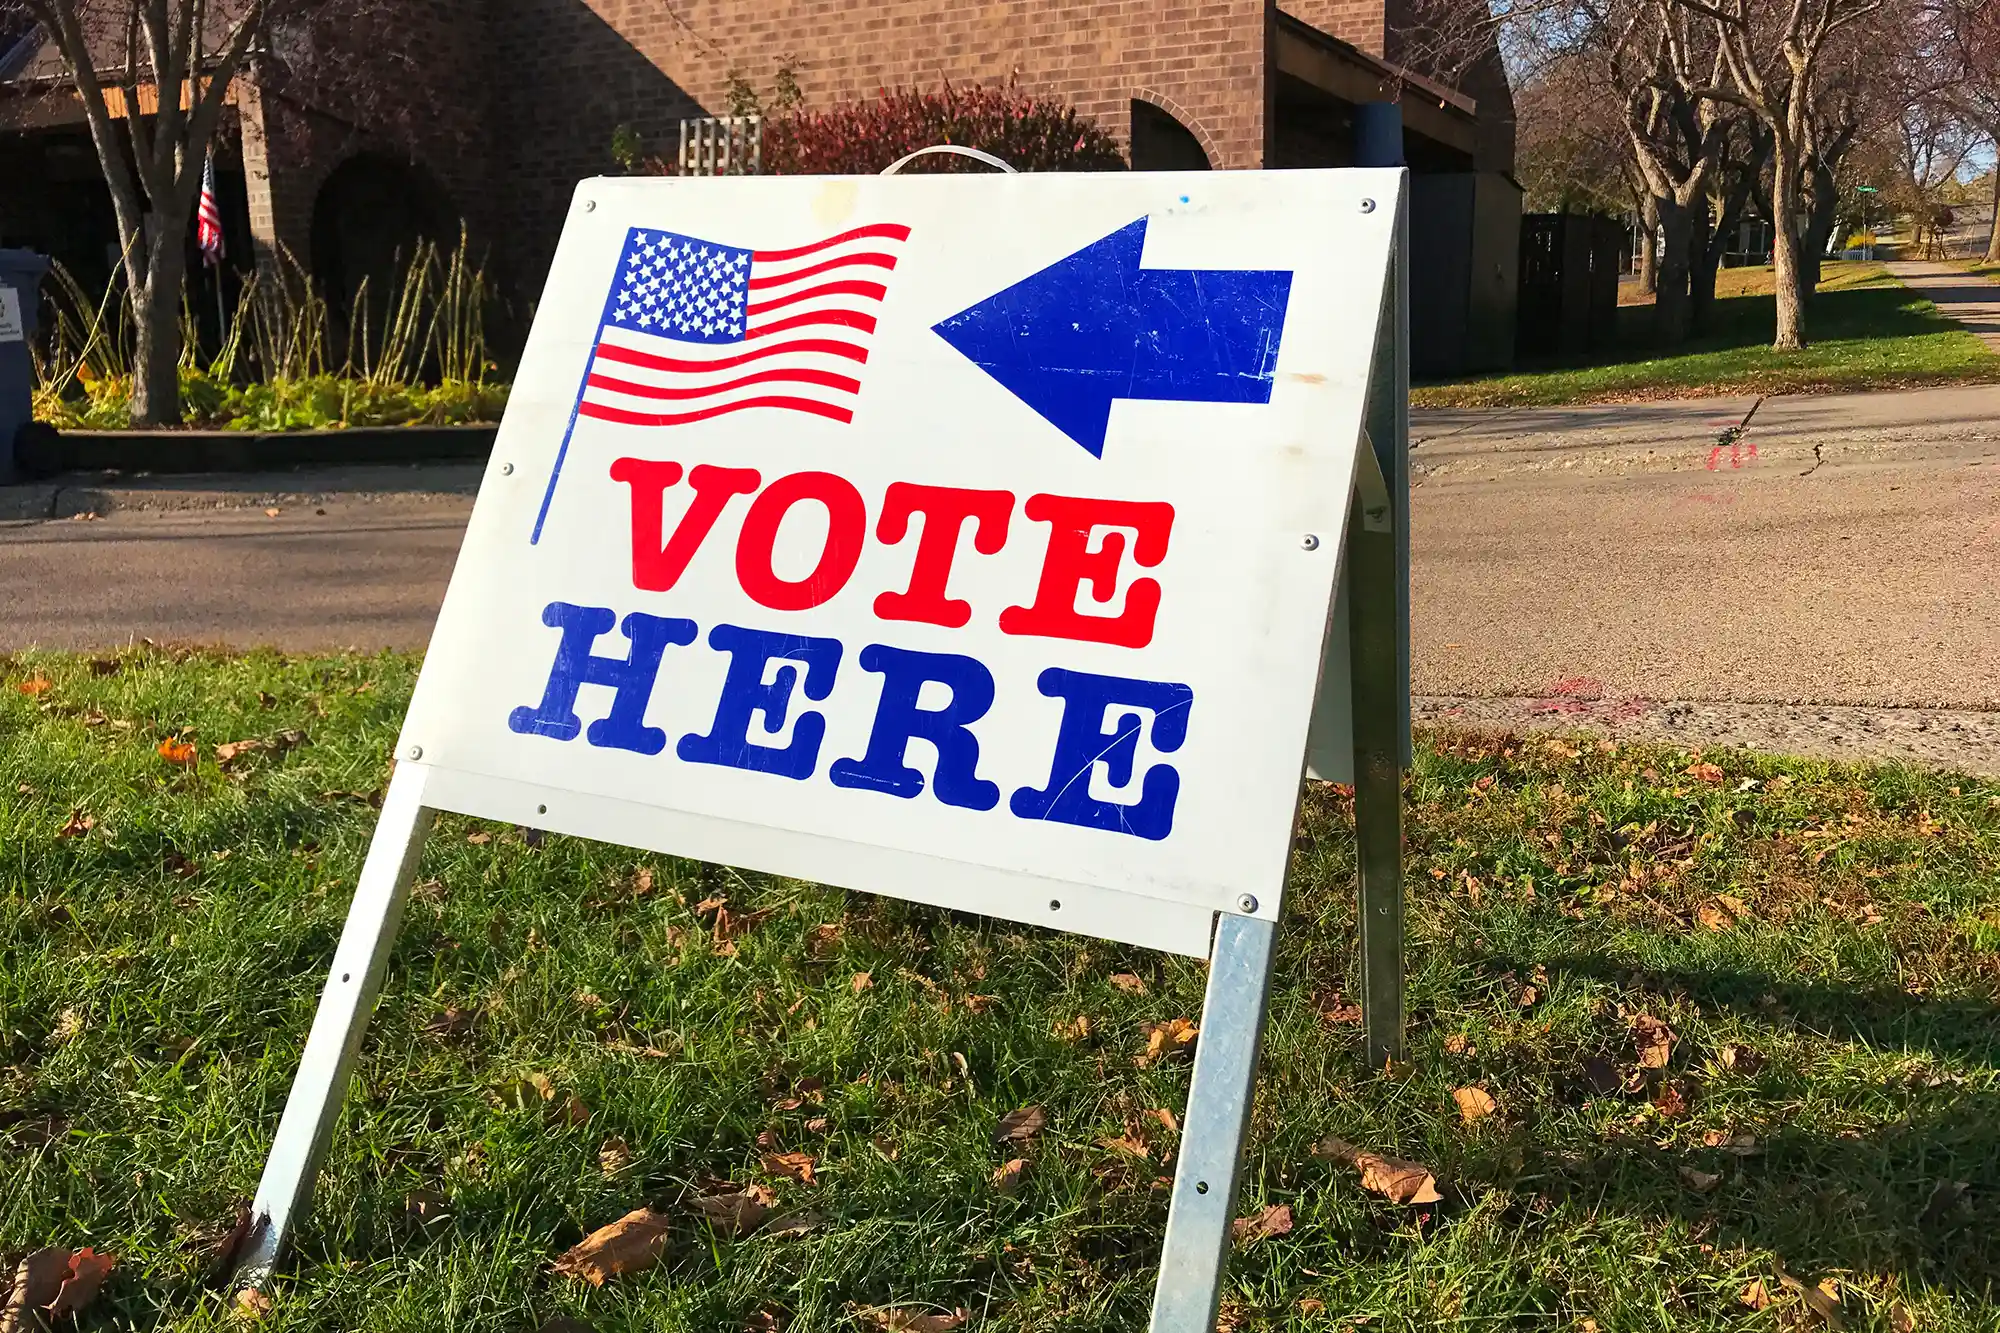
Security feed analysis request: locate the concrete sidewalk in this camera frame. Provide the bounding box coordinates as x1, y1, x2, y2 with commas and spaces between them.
1886, 259, 2000, 350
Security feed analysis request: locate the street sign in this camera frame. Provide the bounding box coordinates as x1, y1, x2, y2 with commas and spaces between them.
239, 168, 1410, 1330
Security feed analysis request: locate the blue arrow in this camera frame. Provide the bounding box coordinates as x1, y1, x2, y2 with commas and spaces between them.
931, 217, 1293, 457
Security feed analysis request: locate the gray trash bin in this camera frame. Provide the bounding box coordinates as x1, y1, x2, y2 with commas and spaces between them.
0, 248, 53, 486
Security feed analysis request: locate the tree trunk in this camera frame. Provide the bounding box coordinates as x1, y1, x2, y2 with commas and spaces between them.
1801, 161, 1840, 291
1690, 197, 1718, 336
1655, 196, 1693, 345
129, 223, 189, 427
1637, 195, 1659, 294
1770, 139, 1806, 351
1986, 161, 2000, 265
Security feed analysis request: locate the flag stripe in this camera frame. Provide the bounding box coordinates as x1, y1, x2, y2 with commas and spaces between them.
578, 396, 855, 428
746, 251, 899, 290
593, 334, 870, 374
753, 222, 913, 263
744, 308, 877, 339
744, 279, 888, 317
585, 365, 861, 401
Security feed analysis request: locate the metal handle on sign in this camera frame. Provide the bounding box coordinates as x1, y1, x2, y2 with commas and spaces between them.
880, 145, 1017, 175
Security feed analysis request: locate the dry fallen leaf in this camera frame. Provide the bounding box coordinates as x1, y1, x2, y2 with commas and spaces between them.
551, 1208, 672, 1284
852, 971, 873, 993
1776, 1267, 1844, 1327
1719, 1043, 1764, 1074
1443, 1032, 1471, 1055
234, 1286, 275, 1319
1108, 972, 1147, 993
995, 1105, 1047, 1146
851, 1305, 969, 1332
16, 677, 52, 696
1315, 1136, 1443, 1204
1632, 1015, 1676, 1069
1231, 1203, 1295, 1245
1888, 1302, 1917, 1332
1678, 1166, 1722, 1192
1739, 1279, 1773, 1310
991, 1158, 1028, 1194
1054, 1015, 1092, 1041
264, 508, 282, 518
1687, 761, 1725, 784
764, 1211, 825, 1239
1137, 1017, 1198, 1066
763, 1151, 817, 1185
158, 738, 198, 766
57, 810, 95, 839
550, 1094, 592, 1128
1146, 1107, 1179, 1134
213, 739, 264, 765
598, 1137, 633, 1177
690, 1185, 775, 1238
1453, 1086, 1498, 1123
1098, 1130, 1150, 1159
1697, 903, 1733, 932
466, 831, 492, 845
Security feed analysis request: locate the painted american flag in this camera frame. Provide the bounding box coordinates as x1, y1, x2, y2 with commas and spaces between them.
196, 153, 224, 266
575, 221, 911, 428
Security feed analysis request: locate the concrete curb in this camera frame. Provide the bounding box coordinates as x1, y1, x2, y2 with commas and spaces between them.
15, 424, 497, 477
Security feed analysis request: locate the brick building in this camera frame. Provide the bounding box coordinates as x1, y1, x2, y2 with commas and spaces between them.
0, 0, 1521, 373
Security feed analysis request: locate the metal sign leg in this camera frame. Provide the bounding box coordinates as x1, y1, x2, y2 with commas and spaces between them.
235, 763, 437, 1290
1347, 499, 1405, 1069
1149, 912, 1279, 1332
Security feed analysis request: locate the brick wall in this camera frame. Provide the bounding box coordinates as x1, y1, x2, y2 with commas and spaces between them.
486, 0, 1274, 294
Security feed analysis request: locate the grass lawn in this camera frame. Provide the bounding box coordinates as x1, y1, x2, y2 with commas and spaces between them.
1415, 261, 2000, 409
4, 648, 1999, 1331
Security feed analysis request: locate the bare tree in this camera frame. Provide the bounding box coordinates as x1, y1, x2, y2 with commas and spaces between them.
11, 0, 268, 424
1943, 0, 2000, 263
1610, 0, 1738, 343
1675, 0, 1884, 349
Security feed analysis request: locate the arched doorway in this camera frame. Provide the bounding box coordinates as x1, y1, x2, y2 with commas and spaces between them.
1130, 100, 1211, 172
309, 153, 457, 329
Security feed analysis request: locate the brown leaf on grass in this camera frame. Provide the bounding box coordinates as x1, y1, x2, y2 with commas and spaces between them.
1696, 903, 1733, 932
1776, 1267, 1844, 1327
1230, 1203, 1295, 1245
3, 1248, 71, 1325
423, 1006, 478, 1042
57, 810, 95, 839
598, 1137, 633, 1177
494, 1072, 557, 1109
466, 831, 492, 845
1098, 1130, 1150, 1159
1146, 1107, 1179, 1134
961, 994, 998, 1014
551, 1207, 672, 1285
1108, 972, 1147, 993
1889, 1302, 1917, 1332
851, 1305, 969, 1332
1739, 1280, 1773, 1310
549, 1095, 592, 1128
1444, 1033, 1472, 1055
763, 1211, 825, 1239
1314, 1137, 1443, 1204
994, 1106, 1046, 1146
16, 677, 52, 696
762, 1151, 816, 1184
1453, 1086, 1498, 1123
1316, 991, 1363, 1025
403, 1189, 452, 1227
690, 1185, 775, 1238
1678, 1166, 1722, 1192
742, 1308, 786, 1332
1719, 1043, 1764, 1074
1137, 1017, 1198, 1067
1632, 1015, 1676, 1069
234, 1286, 275, 1319
991, 1158, 1029, 1194
213, 739, 264, 765
1652, 1081, 1689, 1118
1686, 761, 1725, 784
851, 971, 873, 993
1703, 1128, 1761, 1155
158, 738, 198, 766
1054, 1015, 1092, 1041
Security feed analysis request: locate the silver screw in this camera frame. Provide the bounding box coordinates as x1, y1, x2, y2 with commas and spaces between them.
1300, 533, 1320, 550
1360, 198, 1376, 213
500, 462, 515, 475
406, 744, 424, 761
582, 199, 597, 212
1238, 894, 1259, 914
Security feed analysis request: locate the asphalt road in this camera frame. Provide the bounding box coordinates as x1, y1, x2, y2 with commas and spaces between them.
4, 385, 1998, 765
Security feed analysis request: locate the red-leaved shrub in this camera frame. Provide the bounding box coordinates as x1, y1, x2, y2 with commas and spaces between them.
762, 82, 1126, 174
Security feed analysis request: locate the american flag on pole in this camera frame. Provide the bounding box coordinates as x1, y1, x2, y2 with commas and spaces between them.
195, 152, 224, 266
575, 222, 911, 428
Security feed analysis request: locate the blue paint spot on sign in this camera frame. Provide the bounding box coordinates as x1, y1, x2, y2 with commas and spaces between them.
931, 217, 1294, 457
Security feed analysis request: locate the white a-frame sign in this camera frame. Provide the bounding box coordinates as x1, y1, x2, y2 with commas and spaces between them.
239, 167, 1411, 1330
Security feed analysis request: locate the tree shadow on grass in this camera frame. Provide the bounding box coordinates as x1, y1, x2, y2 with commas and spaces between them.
1465, 950, 2000, 1306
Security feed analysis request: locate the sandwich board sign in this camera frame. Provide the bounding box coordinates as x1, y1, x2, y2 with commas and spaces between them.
239, 167, 1410, 1330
